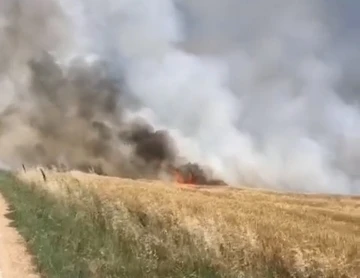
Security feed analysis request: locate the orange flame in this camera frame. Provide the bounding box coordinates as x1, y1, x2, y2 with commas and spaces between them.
170, 163, 227, 188
174, 169, 185, 183
173, 169, 196, 185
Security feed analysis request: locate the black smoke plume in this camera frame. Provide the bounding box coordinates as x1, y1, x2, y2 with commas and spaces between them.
17, 51, 181, 179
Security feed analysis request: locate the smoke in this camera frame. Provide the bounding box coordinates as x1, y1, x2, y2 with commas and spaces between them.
0, 0, 179, 179
1, 0, 360, 194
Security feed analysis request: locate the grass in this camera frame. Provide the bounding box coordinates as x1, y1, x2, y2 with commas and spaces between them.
0, 172, 222, 278
1, 168, 360, 277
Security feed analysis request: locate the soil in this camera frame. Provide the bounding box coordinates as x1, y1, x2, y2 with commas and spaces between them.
0, 194, 40, 278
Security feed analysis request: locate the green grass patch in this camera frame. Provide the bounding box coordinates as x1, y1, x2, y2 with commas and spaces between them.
0, 173, 223, 278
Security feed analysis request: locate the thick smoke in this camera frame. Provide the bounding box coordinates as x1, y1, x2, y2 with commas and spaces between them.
1, 0, 360, 193
0, 0, 180, 179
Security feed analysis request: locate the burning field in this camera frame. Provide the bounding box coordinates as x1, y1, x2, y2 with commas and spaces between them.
0, 1, 360, 277
3, 0, 360, 194
0, 49, 227, 186
0, 0, 230, 186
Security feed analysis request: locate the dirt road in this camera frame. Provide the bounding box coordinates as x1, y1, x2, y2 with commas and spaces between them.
0, 194, 40, 278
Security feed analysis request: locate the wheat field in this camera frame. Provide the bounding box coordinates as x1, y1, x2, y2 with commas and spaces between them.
16, 168, 360, 277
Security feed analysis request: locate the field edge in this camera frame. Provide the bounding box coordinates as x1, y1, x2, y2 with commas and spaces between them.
0, 172, 227, 278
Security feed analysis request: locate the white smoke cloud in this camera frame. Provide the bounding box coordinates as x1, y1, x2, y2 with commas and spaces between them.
2, 0, 360, 194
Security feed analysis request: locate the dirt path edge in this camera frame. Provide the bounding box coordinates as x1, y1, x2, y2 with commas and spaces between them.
0, 193, 40, 278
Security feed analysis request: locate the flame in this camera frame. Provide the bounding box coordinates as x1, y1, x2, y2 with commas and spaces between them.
170, 163, 227, 187
173, 169, 195, 184
174, 169, 185, 183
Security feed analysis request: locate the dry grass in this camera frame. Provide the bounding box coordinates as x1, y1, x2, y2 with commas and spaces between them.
16, 168, 360, 277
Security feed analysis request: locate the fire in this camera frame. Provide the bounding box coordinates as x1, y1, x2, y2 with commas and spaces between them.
174, 169, 185, 183
171, 163, 227, 186
174, 169, 195, 184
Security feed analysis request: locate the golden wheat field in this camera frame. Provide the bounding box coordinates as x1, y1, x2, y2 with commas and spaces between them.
16, 168, 360, 277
